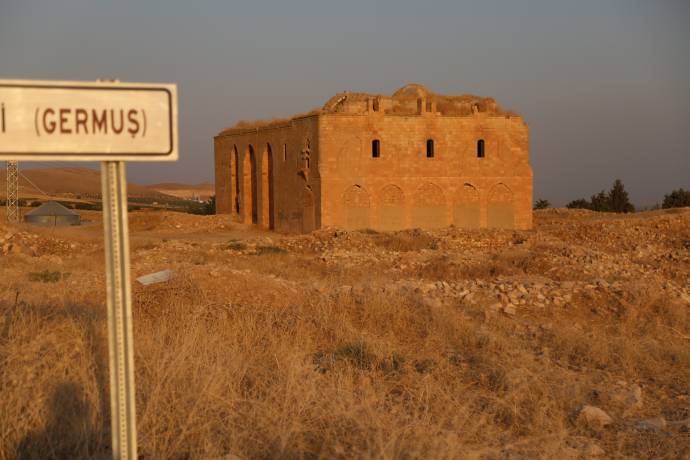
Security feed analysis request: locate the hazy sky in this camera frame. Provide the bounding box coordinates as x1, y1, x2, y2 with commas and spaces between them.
1, 0, 688, 207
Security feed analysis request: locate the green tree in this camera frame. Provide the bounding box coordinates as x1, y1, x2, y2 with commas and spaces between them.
607, 179, 635, 213
184, 195, 216, 215
566, 179, 636, 213
662, 188, 690, 209
534, 199, 551, 210
590, 190, 611, 212
204, 195, 216, 215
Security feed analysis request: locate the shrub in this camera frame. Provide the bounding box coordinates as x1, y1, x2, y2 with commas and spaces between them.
184, 196, 216, 215
566, 199, 591, 210
224, 241, 247, 251
28, 271, 70, 283
332, 342, 377, 370
254, 245, 287, 255
533, 199, 550, 210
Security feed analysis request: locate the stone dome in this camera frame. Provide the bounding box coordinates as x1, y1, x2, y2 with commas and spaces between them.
392, 83, 432, 99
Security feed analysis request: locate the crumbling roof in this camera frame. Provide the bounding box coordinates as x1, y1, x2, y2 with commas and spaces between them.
220, 83, 515, 134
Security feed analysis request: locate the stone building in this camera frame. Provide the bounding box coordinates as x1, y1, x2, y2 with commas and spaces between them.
214, 84, 532, 233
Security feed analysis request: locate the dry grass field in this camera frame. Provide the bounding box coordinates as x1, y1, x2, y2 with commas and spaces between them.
0, 208, 689, 459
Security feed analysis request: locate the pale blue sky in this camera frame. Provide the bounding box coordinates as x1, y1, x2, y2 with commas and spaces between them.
1, 0, 688, 206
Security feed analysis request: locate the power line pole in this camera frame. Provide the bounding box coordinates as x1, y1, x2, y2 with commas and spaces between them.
6, 160, 19, 223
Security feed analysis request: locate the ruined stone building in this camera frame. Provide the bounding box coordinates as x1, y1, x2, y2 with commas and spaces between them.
214, 84, 532, 233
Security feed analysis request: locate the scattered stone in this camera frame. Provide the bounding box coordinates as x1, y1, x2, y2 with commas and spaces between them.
583, 443, 605, 457
489, 302, 503, 312
503, 304, 517, 316
578, 405, 613, 429
636, 417, 667, 431
611, 383, 644, 416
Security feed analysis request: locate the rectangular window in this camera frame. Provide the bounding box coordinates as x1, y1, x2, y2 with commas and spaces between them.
426, 139, 434, 158
283, 144, 287, 162
477, 139, 485, 158
372, 139, 380, 158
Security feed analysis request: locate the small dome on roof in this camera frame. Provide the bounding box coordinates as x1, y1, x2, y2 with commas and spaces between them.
220, 83, 514, 132
392, 83, 432, 98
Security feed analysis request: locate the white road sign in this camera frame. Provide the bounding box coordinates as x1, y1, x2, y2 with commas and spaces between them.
1, 78, 180, 459
0, 79, 177, 161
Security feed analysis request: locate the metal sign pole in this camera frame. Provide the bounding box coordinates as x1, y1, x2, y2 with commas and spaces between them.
6, 160, 19, 223
101, 161, 138, 460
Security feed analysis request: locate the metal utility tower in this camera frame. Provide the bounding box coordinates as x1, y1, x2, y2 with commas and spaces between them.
6, 160, 19, 223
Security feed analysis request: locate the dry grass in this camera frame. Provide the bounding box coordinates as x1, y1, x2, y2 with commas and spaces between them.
0, 210, 689, 458
416, 249, 551, 281
369, 228, 439, 252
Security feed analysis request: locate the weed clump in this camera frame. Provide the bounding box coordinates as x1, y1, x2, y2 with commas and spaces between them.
313, 341, 378, 372
377, 352, 405, 374
28, 271, 70, 283
224, 241, 247, 251
254, 245, 287, 255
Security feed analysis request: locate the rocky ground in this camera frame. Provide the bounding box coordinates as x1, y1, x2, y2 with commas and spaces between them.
0, 208, 688, 458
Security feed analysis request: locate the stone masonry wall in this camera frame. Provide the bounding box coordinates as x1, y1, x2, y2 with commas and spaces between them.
214, 97, 532, 233
317, 111, 532, 231
214, 116, 321, 233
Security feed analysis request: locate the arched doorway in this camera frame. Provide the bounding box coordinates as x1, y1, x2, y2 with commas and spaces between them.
379, 184, 405, 231
261, 144, 274, 229
412, 182, 446, 228
453, 183, 481, 228
242, 145, 258, 224
342, 185, 371, 229
488, 183, 514, 229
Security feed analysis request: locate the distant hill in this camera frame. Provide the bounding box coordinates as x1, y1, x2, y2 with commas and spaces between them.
0, 167, 171, 200
146, 182, 214, 201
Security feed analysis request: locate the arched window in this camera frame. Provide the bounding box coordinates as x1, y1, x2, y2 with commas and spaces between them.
372, 139, 381, 158
477, 139, 485, 158
426, 139, 434, 158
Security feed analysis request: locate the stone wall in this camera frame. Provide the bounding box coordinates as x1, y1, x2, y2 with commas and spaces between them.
214, 116, 320, 232
317, 111, 532, 231
214, 88, 532, 233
